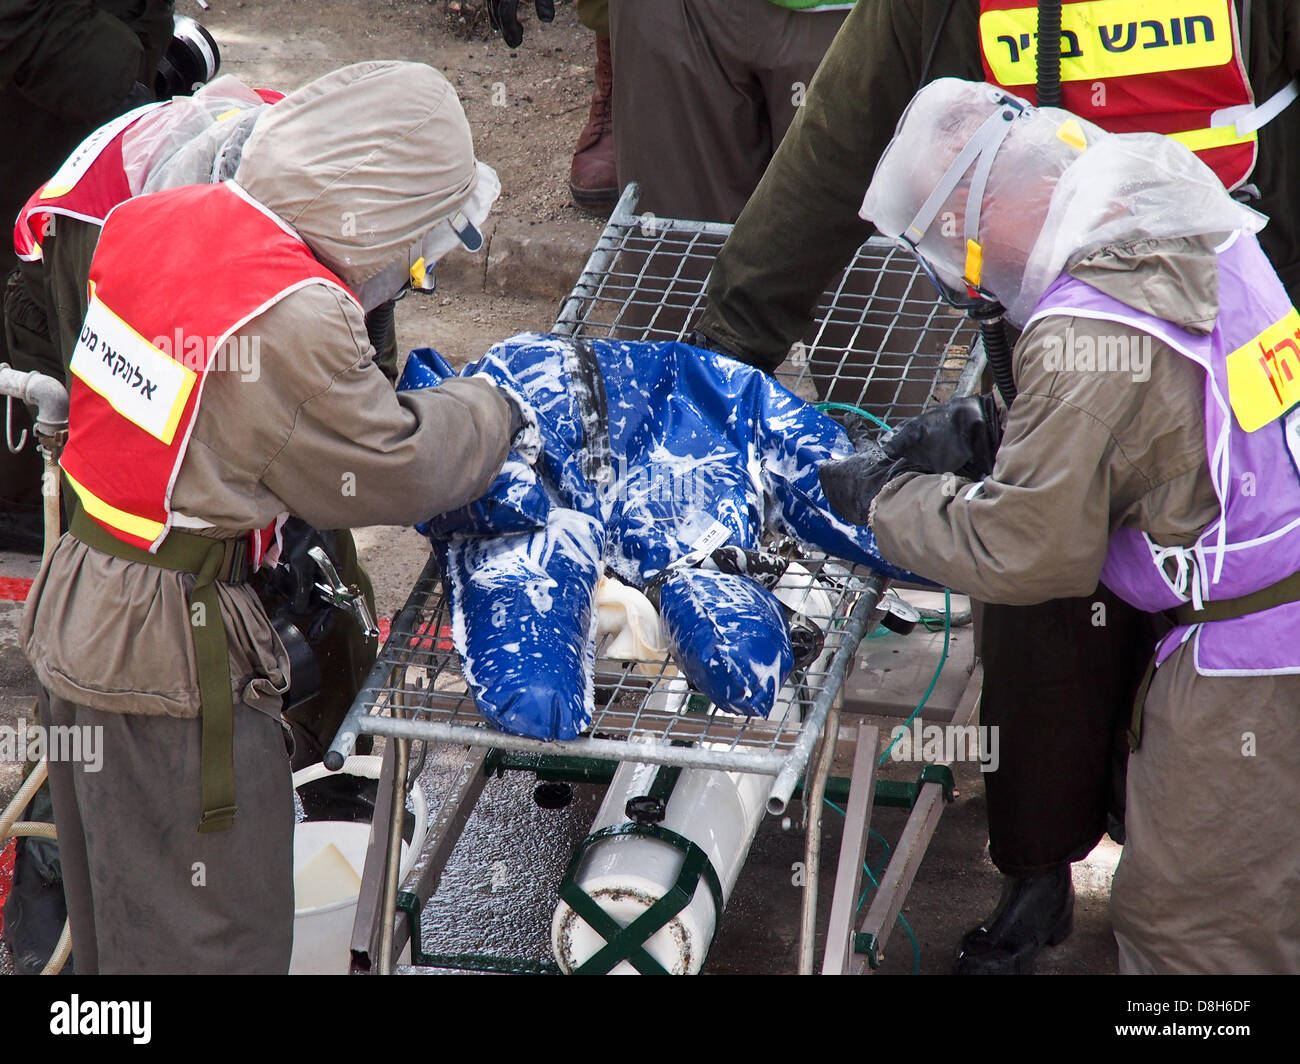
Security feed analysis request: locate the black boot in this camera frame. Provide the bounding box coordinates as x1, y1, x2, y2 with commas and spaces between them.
954, 865, 1074, 974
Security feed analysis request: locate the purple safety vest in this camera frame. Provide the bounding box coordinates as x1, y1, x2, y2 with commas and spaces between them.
1026, 230, 1300, 677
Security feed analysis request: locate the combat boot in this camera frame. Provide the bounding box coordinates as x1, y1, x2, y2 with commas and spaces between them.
954, 864, 1075, 974
568, 35, 617, 211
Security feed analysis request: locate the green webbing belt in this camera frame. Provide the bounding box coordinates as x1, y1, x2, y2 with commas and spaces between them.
558, 822, 725, 975
1128, 569, 1300, 751
70, 511, 239, 833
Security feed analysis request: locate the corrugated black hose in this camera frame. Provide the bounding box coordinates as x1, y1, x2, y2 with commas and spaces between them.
1036, 0, 1063, 107
972, 302, 1017, 407
365, 299, 396, 355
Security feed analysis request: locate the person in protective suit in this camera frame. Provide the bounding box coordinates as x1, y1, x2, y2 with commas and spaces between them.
689, 0, 1300, 975
8, 74, 393, 769
821, 77, 1300, 974
2, 75, 389, 974
19, 60, 525, 974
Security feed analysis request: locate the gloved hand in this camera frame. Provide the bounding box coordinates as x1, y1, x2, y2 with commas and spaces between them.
488, 0, 556, 48
818, 394, 1002, 526
504, 389, 527, 445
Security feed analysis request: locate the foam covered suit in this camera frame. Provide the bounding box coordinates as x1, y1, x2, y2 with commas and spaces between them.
398, 333, 917, 741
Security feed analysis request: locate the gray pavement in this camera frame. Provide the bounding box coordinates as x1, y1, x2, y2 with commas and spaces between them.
2, 528, 1119, 974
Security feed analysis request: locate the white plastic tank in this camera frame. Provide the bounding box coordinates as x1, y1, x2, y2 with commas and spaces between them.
290, 755, 427, 975
552, 563, 835, 974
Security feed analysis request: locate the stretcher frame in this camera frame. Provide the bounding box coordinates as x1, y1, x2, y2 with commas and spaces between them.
329, 184, 986, 974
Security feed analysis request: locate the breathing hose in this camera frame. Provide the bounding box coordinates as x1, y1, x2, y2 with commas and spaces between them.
972, 303, 1017, 406
958, 3, 1062, 407
365, 299, 397, 356
1036, 1, 1063, 107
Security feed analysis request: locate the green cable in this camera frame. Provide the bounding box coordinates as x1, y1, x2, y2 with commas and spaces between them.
821, 798, 921, 973
815, 587, 952, 974
860, 859, 922, 975
876, 587, 951, 768
815, 401, 892, 433
863, 858, 925, 972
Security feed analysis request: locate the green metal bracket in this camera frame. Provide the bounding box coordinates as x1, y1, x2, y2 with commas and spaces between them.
557, 822, 725, 975
646, 764, 681, 804
853, 931, 883, 970
484, 750, 618, 785
871, 765, 957, 810
790, 774, 853, 805
920, 763, 955, 802
395, 891, 562, 975
792, 766, 958, 811
873, 779, 921, 809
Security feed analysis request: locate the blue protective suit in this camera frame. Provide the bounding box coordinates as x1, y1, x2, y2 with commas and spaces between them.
398, 334, 915, 741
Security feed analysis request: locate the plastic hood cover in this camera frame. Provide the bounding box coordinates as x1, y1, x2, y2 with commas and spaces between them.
399, 334, 917, 740
121, 75, 270, 195
862, 78, 1265, 327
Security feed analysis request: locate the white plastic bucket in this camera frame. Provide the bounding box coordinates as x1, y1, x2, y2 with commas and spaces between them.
289, 755, 427, 975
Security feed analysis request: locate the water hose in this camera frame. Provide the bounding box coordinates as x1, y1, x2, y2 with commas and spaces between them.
0, 758, 72, 974
0, 367, 71, 974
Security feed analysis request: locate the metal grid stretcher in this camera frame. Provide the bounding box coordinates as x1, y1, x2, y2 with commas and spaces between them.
330, 185, 985, 974
327, 185, 981, 819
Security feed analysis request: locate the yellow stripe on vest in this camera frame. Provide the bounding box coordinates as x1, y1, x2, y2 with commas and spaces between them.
63, 470, 166, 544
1168, 124, 1257, 153
1226, 308, 1300, 432
981, 1, 1233, 86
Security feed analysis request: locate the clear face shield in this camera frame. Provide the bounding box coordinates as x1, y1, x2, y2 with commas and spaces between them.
895, 89, 1031, 315
875, 85, 1035, 405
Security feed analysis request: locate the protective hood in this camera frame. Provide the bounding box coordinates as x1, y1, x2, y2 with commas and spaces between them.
233, 61, 494, 302
121, 75, 270, 195
861, 79, 1266, 328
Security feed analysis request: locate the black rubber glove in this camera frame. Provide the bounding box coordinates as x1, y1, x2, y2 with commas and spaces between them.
818, 394, 1002, 527
503, 390, 527, 444
488, 0, 556, 48
685, 328, 739, 361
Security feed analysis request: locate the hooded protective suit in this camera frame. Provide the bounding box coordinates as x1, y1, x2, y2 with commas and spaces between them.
20, 61, 515, 974
857, 79, 1300, 973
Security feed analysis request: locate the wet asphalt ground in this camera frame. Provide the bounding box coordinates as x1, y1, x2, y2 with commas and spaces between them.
1, 531, 1121, 976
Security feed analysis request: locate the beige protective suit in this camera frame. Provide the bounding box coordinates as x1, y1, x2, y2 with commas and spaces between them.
871, 241, 1300, 975
863, 80, 1300, 974
21, 62, 515, 973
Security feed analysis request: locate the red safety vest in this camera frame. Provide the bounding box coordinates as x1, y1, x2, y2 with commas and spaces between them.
979, 0, 1258, 188
60, 181, 355, 554
15, 89, 285, 263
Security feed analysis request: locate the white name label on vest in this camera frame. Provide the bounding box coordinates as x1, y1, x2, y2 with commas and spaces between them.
39, 103, 163, 200
70, 293, 196, 446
